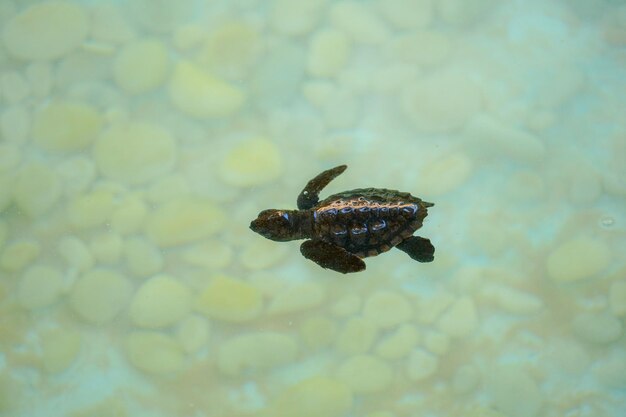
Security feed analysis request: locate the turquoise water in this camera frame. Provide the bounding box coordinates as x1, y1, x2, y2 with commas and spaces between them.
0, 1, 625, 416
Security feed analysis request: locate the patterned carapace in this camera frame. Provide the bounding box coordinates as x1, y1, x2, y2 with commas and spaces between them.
250, 165, 435, 273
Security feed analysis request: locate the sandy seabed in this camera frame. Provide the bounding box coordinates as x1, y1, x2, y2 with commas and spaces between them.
0, 0, 625, 416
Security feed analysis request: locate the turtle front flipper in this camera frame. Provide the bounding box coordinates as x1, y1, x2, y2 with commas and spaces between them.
396, 236, 435, 263
297, 165, 347, 210
300, 239, 365, 273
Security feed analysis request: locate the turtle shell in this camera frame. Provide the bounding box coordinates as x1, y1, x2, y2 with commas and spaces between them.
311, 188, 432, 258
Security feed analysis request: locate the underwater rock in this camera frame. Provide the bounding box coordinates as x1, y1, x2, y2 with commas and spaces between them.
40, 328, 81, 373
113, 39, 169, 94
437, 296, 478, 338
376, 0, 433, 29
363, 290, 413, 329
130, 275, 192, 328
94, 122, 177, 185
89, 232, 123, 265
175, 315, 210, 354
335, 317, 378, 355
2, 1, 89, 60
144, 198, 225, 247
0, 240, 41, 271
194, 275, 263, 323
17, 265, 64, 310
407, 348, 438, 381
307, 28, 351, 78
123, 236, 164, 277
60, 240, 93, 275
169, 61, 245, 119
402, 70, 482, 132
337, 354, 393, 393
609, 280, 626, 318
375, 324, 419, 359
270, 376, 353, 417
572, 312, 622, 345
14, 162, 62, 217
217, 332, 297, 376
330, 1, 390, 45
126, 331, 185, 374
219, 137, 283, 187
33, 101, 102, 152
66, 190, 114, 229
267, 281, 326, 315
270, 0, 326, 36
69, 269, 132, 324
546, 237, 611, 282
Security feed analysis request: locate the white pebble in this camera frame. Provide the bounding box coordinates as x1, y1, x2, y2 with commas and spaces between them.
89, 233, 123, 264
438, 296, 478, 338
217, 332, 297, 376
1, 71, 30, 103
609, 280, 626, 317
169, 60, 245, 119
0, 144, 21, 173
18, 265, 64, 309
0, 240, 40, 271
330, 1, 390, 45
270, 0, 325, 36
56, 156, 96, 196
416, 152, 474, 196
91, 4, 135, 44
482, 285, 543, 315
465, 115, 546, 163
124, 237, 164, 277
129, 275, 192, 328
113, 39, 169, 94
362, 290, 413, 328
307, 29, 351, 78
572, 312, 622, 344
240, 238, 288, 270
377, 0, 433, 29
145, 198, 226, 247
423, 330, 450, 356
2, 1, 89, 60
32, 101, 102, 152
452, 365, 480, 394
546, 237, 611, 282
176, 315, 210, 353
66, 190, 114, 229
110, 196, 147, 235
58, 236, 94, 273
267, 282, 326, 315
219, 137, 283, 187
0, 105, 30, 143
336, 317, 378, 355
181, 240, 233, 270
402, 70, 481, 132
40, 328, 81, 373
407, 348, 439, 381
14, 162, 62, 217
94, 122, 177, 185
199, 21, 262, 79
26, 63, 53, 98
337, 354, 392, 393
126, 331, 185, 374
375, 324, 419, 359
487, 366, 542, 417
69, 269, 133, 324
331, 294, 362, 317
388, 32, 451, 67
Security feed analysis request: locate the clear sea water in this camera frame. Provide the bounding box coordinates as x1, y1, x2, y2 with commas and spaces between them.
0, 1, 625, 417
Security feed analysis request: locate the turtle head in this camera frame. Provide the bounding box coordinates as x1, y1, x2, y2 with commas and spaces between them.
250, 209, 301, 241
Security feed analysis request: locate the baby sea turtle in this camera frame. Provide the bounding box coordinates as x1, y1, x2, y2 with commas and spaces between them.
250, 165, 435, 274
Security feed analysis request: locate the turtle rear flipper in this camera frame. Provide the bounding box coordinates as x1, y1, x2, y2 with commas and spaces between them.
300, 239, 365, 273
396, 236, 435, 263
297, 165, 347, 210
